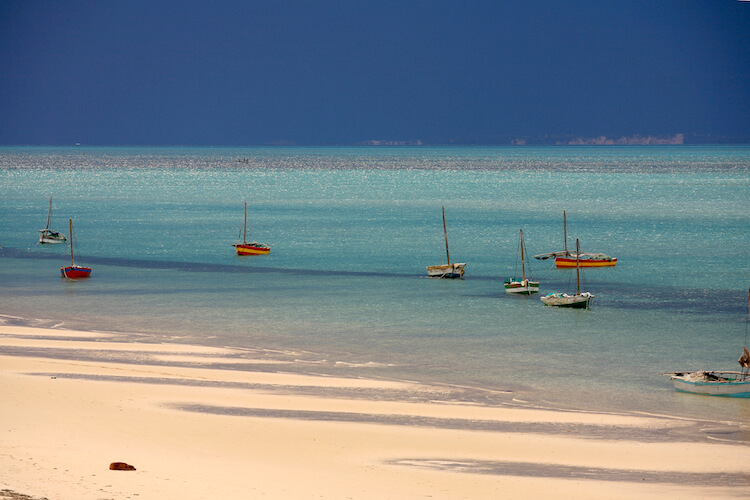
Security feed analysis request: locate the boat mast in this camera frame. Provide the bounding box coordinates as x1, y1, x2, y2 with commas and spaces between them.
442, 206, 451, 265
520, 229, 526, 281
576, 238, 581, 295
46, 197, 52, 230
68, 219, 75, 267
243, 201, 248, 244
563, 210, 568, 255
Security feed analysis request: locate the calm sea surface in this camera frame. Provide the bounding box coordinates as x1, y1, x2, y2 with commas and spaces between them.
1, 146, 749, 423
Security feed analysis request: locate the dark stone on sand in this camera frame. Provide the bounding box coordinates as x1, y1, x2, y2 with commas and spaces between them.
109, 462, 136, 471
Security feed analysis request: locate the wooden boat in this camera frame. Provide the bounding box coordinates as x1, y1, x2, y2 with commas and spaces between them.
232, 202, 270, 255
60, 219, 91, 279
540, 239, 594, 308
533, 211, 616, 267
426, 206, 465, 278
504, 229, 539, 294
667, 370, 750, 397
665, 288, 750, 397
554, 253, 617, 267
39, 197, 66, 244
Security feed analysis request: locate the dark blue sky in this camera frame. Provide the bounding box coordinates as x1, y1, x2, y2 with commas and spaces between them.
1, 1, 749, 145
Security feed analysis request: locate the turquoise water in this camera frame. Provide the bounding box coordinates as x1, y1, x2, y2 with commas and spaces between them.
1, 146, 749, 422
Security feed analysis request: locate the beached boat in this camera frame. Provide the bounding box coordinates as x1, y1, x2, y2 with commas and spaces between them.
540, 239, 594, 308
39, 197, 66, 244
533, 211, 616, 268
667, 369, 750, 397
426, 206, 465, 278
504, 229, 539, 294
232, 202, 270, 255
60, 219, 91, 279
665, 288, 750, 397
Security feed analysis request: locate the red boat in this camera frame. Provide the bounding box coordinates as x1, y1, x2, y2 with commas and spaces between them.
61, 265, 92, 278
60, 219, 92, 279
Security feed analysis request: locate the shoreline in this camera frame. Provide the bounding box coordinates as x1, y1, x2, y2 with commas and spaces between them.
2, 324, 749, 499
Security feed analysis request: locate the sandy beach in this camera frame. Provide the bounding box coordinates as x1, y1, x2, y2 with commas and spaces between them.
1, 324, 748, 499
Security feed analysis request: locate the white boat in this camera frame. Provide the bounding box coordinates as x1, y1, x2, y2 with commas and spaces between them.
540, 291, 594, 308
665, 289, 750, 397
426, 206, 465, 279
39, 197, 66, 244
668, 369, 750, 397
504, 229, 539, 294
540, 239, 594, 308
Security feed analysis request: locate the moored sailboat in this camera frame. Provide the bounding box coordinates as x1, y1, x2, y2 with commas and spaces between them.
504, 229, 539, 294
60, 219, 91, 279
540, 239, 593, 308
426, 206, 465, 278
533, 211, 616, 268
665, 288, 750, 397
232, 202, 271, 255
39, 197, 66, 244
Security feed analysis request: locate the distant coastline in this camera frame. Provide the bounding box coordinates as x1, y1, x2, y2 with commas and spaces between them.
3, 133, 750, 148
357, 133, 750, 147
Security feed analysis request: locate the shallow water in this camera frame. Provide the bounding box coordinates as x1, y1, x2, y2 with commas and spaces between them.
1, 145, 749, 424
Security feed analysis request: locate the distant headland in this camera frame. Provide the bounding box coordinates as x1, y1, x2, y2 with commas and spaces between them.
353, 133, 750, 146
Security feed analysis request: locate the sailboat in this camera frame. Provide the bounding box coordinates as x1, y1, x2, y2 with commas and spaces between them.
540, 239, 594, 308
504, 229, 539, 294
232, 202, 270, 255
39, 197, 66, 244
665, 288, 750, 397
426, 206, 465, 278
60, 219, 91, 278
533, 211, 616, 268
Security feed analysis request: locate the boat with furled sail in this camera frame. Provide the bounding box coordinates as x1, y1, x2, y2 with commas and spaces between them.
540, 239, 594, 308
232, 201, 271, 255
39, 197, 66, 244
533, 211, 616, 267
504, 229, 539, 294
665, 288, 750, 397
60, 219, 91, 279
426, 206, 465, 278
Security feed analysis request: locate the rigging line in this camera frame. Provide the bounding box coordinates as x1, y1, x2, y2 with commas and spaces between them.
744, 287, 749, 348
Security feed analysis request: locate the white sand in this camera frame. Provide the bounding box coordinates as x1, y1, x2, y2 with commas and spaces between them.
1, 325, 748, 499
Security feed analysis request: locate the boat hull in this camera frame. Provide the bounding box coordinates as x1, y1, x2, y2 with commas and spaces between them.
504, 279, 540, 294
540, 292, 593, 308
233, 243, 270, 255
61, 265, 92, 279
670, 373, 750, 397
39, 229, 66, 244
555, 256, 617, 268
426, 263, 466, 279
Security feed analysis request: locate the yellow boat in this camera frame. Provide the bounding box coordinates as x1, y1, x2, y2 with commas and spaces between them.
232, 202, 270, 255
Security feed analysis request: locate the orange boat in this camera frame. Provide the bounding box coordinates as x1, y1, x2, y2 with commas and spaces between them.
232, 202, 270, 256
555, 254, 617, 268
534, 211, 617, 268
